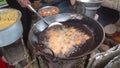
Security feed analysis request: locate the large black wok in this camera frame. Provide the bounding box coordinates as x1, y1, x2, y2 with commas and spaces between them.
29, 13, 105, 60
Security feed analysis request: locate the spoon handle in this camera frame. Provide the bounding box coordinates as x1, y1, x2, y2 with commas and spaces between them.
28, 5, 37, 13
28, 5, 49, 25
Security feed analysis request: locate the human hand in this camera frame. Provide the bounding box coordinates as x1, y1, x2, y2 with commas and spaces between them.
17, 0, 31, 8
94, 14, 99, 21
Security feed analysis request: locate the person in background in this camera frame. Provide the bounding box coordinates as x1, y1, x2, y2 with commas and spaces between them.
6, 0, 34, 46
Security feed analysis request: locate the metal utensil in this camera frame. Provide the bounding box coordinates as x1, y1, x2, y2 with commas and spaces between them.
76, 0, 103, 18
28, 5, 62, 31
28, 5, 49, 25
0, 8, 23, 47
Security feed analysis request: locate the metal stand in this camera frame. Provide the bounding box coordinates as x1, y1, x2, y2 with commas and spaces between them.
0, 37, 32, 68
35, 52, 86, 68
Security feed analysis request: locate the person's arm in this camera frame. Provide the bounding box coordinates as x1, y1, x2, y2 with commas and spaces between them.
17, 0, 31, 8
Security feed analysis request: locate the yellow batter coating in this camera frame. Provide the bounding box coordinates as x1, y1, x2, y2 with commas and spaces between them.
0, 9, 19, 30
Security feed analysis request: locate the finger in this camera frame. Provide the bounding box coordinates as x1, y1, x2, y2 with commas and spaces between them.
22, 1, 30, 8
27, 0, 31, 5
18, 1, 27, 8
94, 14, 99, 21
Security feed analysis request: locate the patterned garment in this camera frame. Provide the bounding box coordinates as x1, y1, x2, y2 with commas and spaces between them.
0, 0, 7, 6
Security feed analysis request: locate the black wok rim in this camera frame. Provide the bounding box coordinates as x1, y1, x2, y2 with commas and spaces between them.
29, 13, 105, 60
